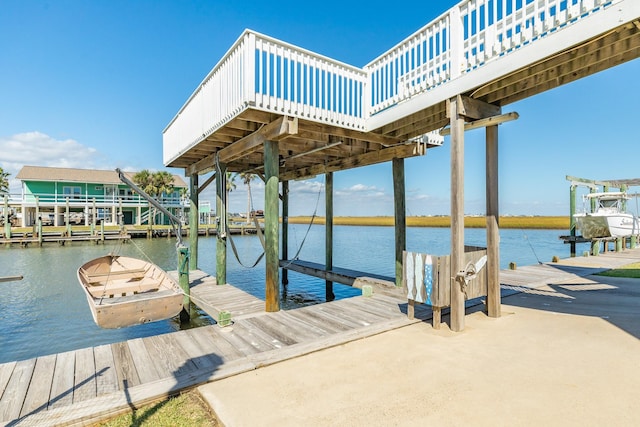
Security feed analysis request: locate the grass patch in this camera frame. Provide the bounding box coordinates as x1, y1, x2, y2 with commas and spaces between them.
597, 262, 640, 279
95, 390, 218, 427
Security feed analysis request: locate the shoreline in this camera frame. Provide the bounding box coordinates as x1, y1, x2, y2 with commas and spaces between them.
287, 215, 569, 229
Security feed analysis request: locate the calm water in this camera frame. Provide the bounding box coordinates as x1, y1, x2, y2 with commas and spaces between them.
0, 225, 588, 363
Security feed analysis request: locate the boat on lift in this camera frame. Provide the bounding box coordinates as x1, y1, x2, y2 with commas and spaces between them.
78, 255, 183, 329
77, 168, 188, 329
573, 192, 640, 239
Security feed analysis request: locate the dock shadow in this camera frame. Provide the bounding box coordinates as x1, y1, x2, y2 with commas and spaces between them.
501, 274, 640, 339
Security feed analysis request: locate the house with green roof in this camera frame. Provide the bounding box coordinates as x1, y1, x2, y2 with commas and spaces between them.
13, 166, 188, 227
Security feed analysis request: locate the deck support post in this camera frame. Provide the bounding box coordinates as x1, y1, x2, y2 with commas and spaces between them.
570, 184, 577, 257
216, 159, 227, 286
65, 197, 71, 237
450, 96, 466, 332
282, 180, 289, 286
264, 140, 280, 312
189, 173, 199, 270
486, 124, 501, 318
325, 172, 335, 301
393, 158, 406, 288
178, 245, 191, 322
3, 196, 10, 239
91, 198, 96, 235
35, 196, 40, 231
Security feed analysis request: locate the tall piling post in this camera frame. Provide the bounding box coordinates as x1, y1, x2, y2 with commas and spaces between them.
569, 184, 577, 257
189, 173, 199, 270
178, 245, 191, 322
3, 195, 10, 239
325, 172, 335, 301
393, 158, 406, 289
449, 96, 466, 332
486, 124, 501, 318
264, 140, 280, 312
282, 180, 289, 286
215, 159, 227, 286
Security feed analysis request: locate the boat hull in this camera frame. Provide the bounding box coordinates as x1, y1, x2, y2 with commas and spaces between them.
574, 212, 640, 239
78, 255, 183, 329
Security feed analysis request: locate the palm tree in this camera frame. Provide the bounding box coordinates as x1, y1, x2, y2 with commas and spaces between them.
0, 167, 9, 195
132, 170, 175, 226
238, 172, 256, 223
133, 170, 155, 226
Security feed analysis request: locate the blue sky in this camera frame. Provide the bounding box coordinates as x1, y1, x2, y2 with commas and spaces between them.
1, 0, 638, 217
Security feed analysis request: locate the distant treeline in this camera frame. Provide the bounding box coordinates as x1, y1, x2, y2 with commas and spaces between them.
287, 216, 569, 229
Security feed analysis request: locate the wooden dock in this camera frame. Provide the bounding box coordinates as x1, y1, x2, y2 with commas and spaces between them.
2, 249, 640, 426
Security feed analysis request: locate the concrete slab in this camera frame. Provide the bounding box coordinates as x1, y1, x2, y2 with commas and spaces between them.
199, 274, 640, 426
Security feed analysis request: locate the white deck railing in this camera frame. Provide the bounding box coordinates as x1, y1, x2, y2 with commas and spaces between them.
365, 0, 617, 116
164, 0, 622, 164
163, 30, 368, 165
5, 193, 187, 207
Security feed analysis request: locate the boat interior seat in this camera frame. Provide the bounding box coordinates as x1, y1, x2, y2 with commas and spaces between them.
81, 267, 148, 284
86, 279, 161, 298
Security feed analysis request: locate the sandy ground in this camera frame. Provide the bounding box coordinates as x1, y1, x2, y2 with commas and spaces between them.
199, 274, 640, 427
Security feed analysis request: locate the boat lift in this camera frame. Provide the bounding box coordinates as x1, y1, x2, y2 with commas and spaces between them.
565, 175, 640, 256
116, 168, 191, 321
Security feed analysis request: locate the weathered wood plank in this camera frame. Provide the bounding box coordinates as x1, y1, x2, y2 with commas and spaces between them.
0, 362, 16, 400
294, 306, 355, 332
313, 303, 373, 328
215, 327, 262, 356
243, 316, 298, 346
284, 308, 344, 334
48, 350, 76, 410
143, 335, 197, 380
170, 330, 224, 370
127, 338, 161, 384
184, 327, 225, 359
94, 344, 118, 396
111, 341, 140, 389
264, 313, 319, 342
19, 354, 56, 417
73, 347, 97, 403
195, 326, 246, 361
0, 359, 35, 421
226, 321, 280, 352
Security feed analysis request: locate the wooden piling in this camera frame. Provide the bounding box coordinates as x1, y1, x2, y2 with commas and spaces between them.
570, 184, 577, 257
3, 195, 11, 239
486, 124, 501, 318
216, 159, 227, 287
325, 172, 334, 301
282, 180, 289, 286
178, 245, 190, 322
449, 96, 465, 332
189, 173, 199, 270
264, 140, 280, 312
393, 158, 406, 289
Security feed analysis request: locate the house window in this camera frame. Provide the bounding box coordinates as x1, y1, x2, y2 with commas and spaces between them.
63, 186, 82, 199
118, 188, 133, 200
105, 185, 116, 201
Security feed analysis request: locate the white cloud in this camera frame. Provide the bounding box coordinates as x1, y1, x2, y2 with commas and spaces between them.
289, 179, 323, 194
0, 131, 110, 193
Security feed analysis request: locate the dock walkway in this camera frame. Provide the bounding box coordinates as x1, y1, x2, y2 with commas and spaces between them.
1, 249, 639, 426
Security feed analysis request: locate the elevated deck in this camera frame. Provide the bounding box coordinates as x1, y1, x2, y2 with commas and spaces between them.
2, 249, 640, 426
164, 0, 640, 179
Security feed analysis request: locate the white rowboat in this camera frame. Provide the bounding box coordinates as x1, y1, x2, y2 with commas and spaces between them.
77, 255, 183, 329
